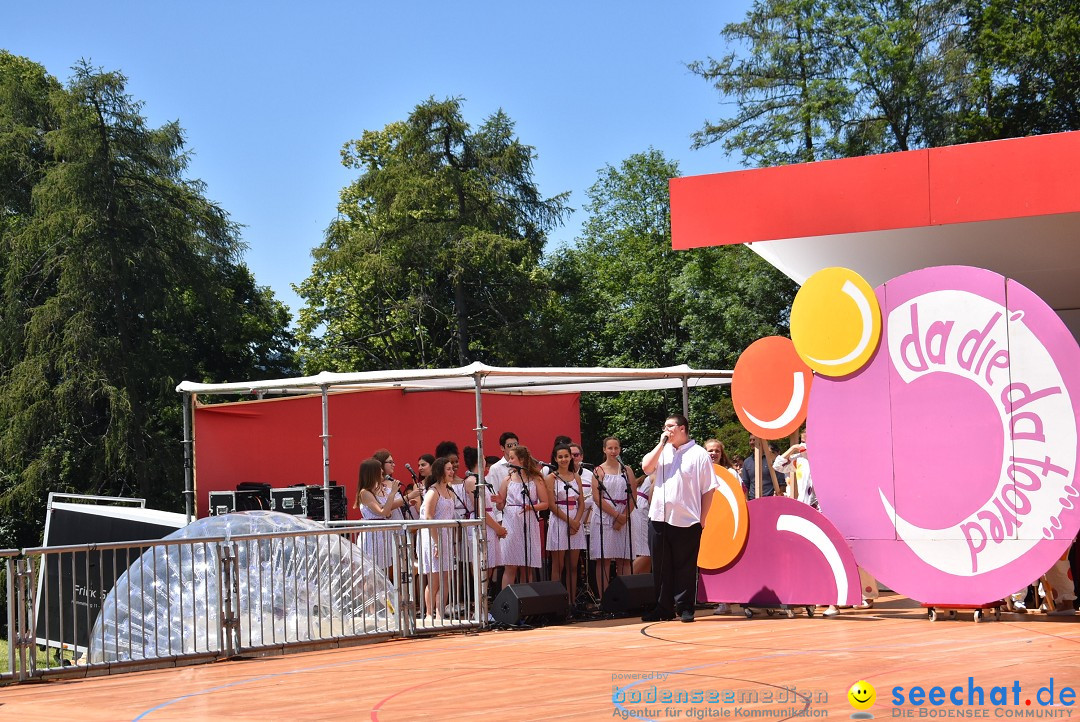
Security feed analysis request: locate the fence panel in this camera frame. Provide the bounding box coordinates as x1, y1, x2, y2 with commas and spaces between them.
2, 518, 486, 683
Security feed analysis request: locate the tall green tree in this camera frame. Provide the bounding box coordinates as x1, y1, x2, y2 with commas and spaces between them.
0, 55, 294, 548
539, 150, 796, 462
961, 0, 1080, 139
296, 98, 569, 372
688, 0, 855, 165
692, 0, 1080, 165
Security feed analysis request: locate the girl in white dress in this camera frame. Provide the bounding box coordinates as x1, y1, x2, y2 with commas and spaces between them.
631, 473, 653, 574
545, 443, 586, 608
497, 446, 550, 587
355, 457, 417, 570
420, 457, 457, 621
590, 437, 637, 598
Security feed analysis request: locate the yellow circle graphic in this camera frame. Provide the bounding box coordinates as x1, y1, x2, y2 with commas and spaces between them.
848, 680, 876, 710
791, 267, 881, 377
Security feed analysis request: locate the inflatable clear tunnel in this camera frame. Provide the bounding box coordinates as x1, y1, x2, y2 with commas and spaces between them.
89, 511, 397, 662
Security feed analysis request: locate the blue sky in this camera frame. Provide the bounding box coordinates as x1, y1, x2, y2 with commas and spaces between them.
5, 1, 752, 319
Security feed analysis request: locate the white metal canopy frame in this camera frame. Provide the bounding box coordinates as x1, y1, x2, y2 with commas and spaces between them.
174, 362, 733, 559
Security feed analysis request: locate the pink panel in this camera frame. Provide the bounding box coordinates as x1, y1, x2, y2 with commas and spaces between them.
809, 266, 1080, 604
698, 497, 861, 606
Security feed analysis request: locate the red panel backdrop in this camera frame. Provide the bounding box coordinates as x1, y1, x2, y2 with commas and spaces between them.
193, 389, 581, 518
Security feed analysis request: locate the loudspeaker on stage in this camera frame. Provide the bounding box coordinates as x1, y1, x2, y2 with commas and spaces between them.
601, 574, 656, 615
492, 581, 569, 626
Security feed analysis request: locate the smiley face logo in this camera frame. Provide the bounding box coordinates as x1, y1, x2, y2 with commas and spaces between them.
848, 680, 876, 711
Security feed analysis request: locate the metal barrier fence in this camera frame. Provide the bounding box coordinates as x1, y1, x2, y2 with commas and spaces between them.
1, 519, 484, 683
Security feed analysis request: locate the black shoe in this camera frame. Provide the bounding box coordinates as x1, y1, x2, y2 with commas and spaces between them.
641, 608, 674, 622
680, 609, 696, 623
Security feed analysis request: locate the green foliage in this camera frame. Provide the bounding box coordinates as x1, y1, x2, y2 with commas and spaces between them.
690, 0, 1080, 165
295, 98, 569, 372
961, 0, 1080, 139
537, 150, 797, 464
0, 54, 295, 548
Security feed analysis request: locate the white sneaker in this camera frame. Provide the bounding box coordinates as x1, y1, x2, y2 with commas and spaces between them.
823, 605, 839, 617
1013, 600, 1027, 613
713, 603, 730, 615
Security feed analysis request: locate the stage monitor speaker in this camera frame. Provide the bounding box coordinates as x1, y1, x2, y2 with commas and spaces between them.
601, 574, 656, 615
492, 581, 569, 626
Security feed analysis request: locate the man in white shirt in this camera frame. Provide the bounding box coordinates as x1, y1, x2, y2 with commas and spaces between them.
484, 431, 519, 503
640, 414, 720, 623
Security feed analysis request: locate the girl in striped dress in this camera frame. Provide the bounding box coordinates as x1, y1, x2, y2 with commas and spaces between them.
420, 457, 457, 621
590, 437, 637, 598
545, 443, 586, 609
497, 446, 550, 587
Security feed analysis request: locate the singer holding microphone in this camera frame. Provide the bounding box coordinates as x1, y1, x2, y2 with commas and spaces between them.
640, 414, 720, 623
496, 446, 549, 588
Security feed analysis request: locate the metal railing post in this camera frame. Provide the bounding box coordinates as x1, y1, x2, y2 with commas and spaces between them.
218, 542, 240, 657
15, 557, 35, 680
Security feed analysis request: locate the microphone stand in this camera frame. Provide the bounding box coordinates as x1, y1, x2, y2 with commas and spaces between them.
619, 457, 633, 572
400, 471, 416, 520
596, 472, 608, 601
559, 474, 575, 613
512, 466, 538, 584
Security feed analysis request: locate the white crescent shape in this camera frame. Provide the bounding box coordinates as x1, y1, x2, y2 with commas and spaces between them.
742, 372, 806, 430
806, 280, 874, 366
714, 472, 741, 540
878, 489, 1039, 577
776, 513, 849, 605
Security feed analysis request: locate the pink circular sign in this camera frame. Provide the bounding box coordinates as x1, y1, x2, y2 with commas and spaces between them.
808, 266, 1080, 604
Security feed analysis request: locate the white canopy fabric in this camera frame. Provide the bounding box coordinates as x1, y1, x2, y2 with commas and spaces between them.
175, 362, 733, 396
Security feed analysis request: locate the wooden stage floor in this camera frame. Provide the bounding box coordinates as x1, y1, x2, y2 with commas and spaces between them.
2, 595, 1077, 721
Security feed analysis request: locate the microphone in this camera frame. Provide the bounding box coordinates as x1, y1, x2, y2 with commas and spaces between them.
616, 454, 626, 468
404, 463, 418, 481
578, 461, 595, 471
507, 463, 525, 471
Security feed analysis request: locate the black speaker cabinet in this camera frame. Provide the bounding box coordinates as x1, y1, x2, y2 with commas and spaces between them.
492, 581, 569, 625
601, 573, 656, 615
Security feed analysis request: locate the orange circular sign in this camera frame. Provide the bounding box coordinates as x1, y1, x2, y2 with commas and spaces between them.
732, 336, 812, 440
698, 465, 749, 570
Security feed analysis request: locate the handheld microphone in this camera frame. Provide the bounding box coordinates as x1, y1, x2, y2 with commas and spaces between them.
404, 463, 418, 481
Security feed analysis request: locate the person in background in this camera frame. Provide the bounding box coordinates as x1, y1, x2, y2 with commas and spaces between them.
435, 440, 461, 478
704, 439, 736, 475
631, 472, 653, 574
705, 438, 740, 615
485, 431, 519, 504
740, 435, 785, 499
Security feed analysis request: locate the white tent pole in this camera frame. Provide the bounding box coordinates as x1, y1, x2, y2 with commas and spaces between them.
681, 377, 690, 419
320, 384, 331, 525
182, 392, 194, 524
473, 372, 488, 626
